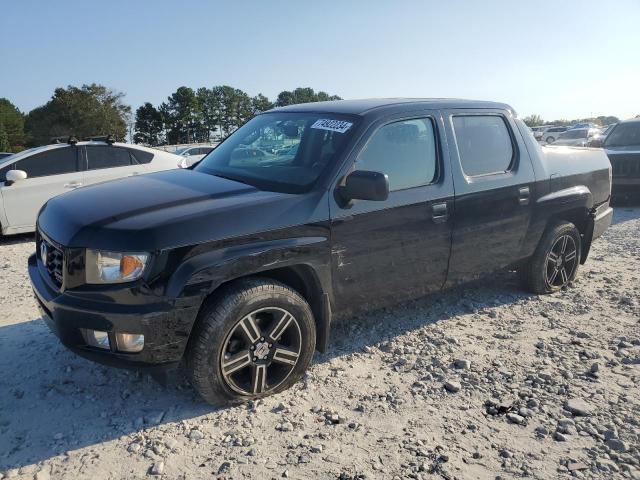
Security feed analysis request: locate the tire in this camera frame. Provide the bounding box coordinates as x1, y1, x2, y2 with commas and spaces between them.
520, 222, 581, 294
187, 277, 316, 405
546, 136, 555, 144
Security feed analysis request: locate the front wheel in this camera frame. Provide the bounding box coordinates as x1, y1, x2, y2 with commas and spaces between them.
187, 278, 316, 405
546, 136, 555, 143
520, 222, 581, 294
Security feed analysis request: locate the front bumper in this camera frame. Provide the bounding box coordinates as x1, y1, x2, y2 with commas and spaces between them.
612, 177, 640, 196
28, 253, 200, 370
592, 204, 613, 241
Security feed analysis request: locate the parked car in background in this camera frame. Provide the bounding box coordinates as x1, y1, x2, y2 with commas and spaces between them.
551, 128, 598, 146
530, 126, 547, 140
176, 145, 215, 168
30, 98, 612, 404
587, 123, 617, 147
0, 139, 180, 235
0, 153, 13, 160
541, 126, 569, 144
569, 122, 597, 130
595, 118, 640, 200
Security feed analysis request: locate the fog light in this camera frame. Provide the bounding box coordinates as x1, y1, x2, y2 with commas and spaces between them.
83, 329, 110, 350
115, 333, 144, 353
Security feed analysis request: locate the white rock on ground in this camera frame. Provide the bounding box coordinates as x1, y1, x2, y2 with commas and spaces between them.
0, 207, 639, 479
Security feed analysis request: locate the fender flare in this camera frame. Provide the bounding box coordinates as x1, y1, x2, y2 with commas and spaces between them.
536, 185, 596, 264
165, 236, 334, 352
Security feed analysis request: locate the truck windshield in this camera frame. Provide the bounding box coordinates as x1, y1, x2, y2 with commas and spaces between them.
194, 112, 358, 193
604, 123, 640, 148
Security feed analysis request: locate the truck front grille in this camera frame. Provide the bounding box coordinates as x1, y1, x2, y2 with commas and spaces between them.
37, 231, 65, 288
609, 154, 640, 178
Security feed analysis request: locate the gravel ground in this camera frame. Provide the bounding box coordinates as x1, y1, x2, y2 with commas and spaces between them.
0, 208, 639, 480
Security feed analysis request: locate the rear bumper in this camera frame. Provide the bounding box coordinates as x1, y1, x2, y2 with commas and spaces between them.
28, 253, 200, 371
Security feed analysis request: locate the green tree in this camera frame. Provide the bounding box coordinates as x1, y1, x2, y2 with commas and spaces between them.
0, 122, 10, 152
197, 87, 224, 141
0, 98, 26, 151
161, 87, 204, 144
522, 114, 545, 127
275, 87, 341, 107
251, 93, 273, 115
213, 86, 253, 137
133, 102, 164, 146
25, 84, 130, 146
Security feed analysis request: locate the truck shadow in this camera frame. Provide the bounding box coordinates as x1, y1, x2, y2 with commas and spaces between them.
0, 233, 34, 246
0, 270, 534, 473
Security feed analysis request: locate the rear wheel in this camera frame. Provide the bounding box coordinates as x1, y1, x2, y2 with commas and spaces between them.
520, 222, 581, 294
546, 136, 555, 143
187, 278, 316, 405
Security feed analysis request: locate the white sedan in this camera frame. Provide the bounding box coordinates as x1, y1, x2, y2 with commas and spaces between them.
0, 140, 181, 235
176, 145, 216, 168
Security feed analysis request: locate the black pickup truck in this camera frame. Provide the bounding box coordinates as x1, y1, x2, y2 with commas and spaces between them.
29, 99, 613, 404
591, 117, 640, 201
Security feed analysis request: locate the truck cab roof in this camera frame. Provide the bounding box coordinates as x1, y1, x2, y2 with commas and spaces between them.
269, 98, 515, 117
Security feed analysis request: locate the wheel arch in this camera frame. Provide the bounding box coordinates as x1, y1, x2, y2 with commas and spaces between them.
194, 265, 332, 354
536, 185, 595, 264
167, 239, 334, 354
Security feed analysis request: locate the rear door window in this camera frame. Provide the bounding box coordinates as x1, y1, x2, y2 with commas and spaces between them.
15, 148, 79, 178
86, 146, 134, 170
452, 115, 514, 177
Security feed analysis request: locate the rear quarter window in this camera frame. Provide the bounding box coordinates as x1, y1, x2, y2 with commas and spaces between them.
452, 115, 514, 177
129, 148, 154, 164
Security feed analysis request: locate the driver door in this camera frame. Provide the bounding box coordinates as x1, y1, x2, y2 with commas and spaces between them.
0, 147, 81, 230
329, 112, 454, 315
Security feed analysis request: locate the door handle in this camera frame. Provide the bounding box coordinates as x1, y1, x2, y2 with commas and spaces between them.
64, 182, 83, 189
518, 186, 530, 205
432, 202, 449, 223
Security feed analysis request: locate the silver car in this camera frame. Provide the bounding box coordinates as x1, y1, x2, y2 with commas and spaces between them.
551, 128, 599, 147
541, 126, 569, 144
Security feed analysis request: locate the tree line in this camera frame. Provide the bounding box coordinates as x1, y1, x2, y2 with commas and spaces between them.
522, 114, 620, 128
0, 84, 341, 152
134, 86, 341, 146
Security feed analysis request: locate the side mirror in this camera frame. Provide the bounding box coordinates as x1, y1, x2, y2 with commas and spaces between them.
340, 170, 389, 203
183, 151, 191, 156
5, 169, 27, 186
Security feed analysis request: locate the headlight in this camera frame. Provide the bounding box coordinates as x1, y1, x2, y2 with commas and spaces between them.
85, 250, 149, 284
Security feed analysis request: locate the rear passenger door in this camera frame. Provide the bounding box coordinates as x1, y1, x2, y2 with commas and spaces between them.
329, 112, 454, 314
443, 110, 536, 285
83, 145, 143, 186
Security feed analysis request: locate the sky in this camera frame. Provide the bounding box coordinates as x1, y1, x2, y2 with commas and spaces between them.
1, 0, 639, 122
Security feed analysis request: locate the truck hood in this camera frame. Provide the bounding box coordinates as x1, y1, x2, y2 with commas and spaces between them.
38, 169, 319, 251
605, 145, 640, 155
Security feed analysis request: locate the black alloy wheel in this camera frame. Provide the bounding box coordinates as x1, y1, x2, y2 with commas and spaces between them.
545, 234, 578, 289
220, 307, 302, 395
187, 278, 316, 405
519, 222, 582, 294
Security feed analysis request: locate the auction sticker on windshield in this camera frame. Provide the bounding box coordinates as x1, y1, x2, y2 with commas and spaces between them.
310, 119, 353, 134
